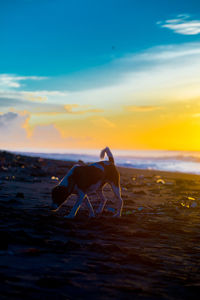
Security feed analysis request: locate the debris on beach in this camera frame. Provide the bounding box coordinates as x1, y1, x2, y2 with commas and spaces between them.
180, 195, 199, 209
156, 178, 165, 184
51, 176, 59, 181
181, 202, 190, 208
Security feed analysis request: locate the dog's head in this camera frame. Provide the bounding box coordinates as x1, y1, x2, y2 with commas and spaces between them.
51, 180, 74, 210
51, 166, 77, 210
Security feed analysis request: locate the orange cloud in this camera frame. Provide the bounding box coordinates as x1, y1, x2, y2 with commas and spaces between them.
32, 111, 64, 116
64, 104, 103, 114
25, 93, 47, 102
2, 98, 200, 152
125, 105, 163, 112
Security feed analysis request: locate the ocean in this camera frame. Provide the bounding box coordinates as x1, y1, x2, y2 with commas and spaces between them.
14, 149, 200, 175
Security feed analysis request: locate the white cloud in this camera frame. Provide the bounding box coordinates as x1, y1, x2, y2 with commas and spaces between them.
0, 111, 29, 128
131, 44, 200, 61
23, 90, 68, 102
0, 89, 68, 100
0, 89, 69, 109
0, 112, 30, 148
62, 43, 200, 109
0, 112, 19, 126
158, 14, 200, 35
0, 74, 47, 89
0, 111, 93, 150
1, 42, 200, 114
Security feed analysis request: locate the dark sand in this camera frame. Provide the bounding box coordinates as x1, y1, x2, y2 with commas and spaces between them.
1, 151, 200, 299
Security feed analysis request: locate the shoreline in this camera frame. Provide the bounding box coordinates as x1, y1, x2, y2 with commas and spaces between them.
6, 149, 200, 176
4, 149, 200, 176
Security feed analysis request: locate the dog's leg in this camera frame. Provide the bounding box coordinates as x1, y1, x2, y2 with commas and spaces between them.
110, 183, 123, 217
96, 189, 107, 214
64, 191, 85, 218
84, 195, 95, 217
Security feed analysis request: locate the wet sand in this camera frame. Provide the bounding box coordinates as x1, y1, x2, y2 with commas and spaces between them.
1, 150, 200, 299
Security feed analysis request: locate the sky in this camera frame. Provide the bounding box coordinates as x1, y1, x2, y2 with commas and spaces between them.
1, 0, 200, 152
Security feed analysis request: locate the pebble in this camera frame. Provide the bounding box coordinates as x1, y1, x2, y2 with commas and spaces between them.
156, 179, 165, 184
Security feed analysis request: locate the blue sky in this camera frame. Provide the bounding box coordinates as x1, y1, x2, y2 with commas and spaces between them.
1, 0, 200, 79
1, 0, 200, 151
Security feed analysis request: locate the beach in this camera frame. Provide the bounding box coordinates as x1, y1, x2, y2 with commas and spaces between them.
1, 150, 200, 299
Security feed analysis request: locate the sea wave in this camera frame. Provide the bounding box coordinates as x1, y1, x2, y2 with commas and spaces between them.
13, 150, 200, 175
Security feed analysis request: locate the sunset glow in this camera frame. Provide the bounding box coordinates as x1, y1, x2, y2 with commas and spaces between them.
1, 1, 200, 152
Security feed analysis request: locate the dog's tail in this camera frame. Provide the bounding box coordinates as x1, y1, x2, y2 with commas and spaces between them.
100, 147, 114, 164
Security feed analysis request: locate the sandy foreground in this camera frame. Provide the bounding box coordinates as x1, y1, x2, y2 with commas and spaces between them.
0, 151, 200, 300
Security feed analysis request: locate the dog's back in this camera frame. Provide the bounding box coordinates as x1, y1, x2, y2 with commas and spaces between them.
70, 160, 119, 192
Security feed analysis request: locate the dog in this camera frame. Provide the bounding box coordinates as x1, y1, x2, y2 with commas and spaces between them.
51, 147, 123, 218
